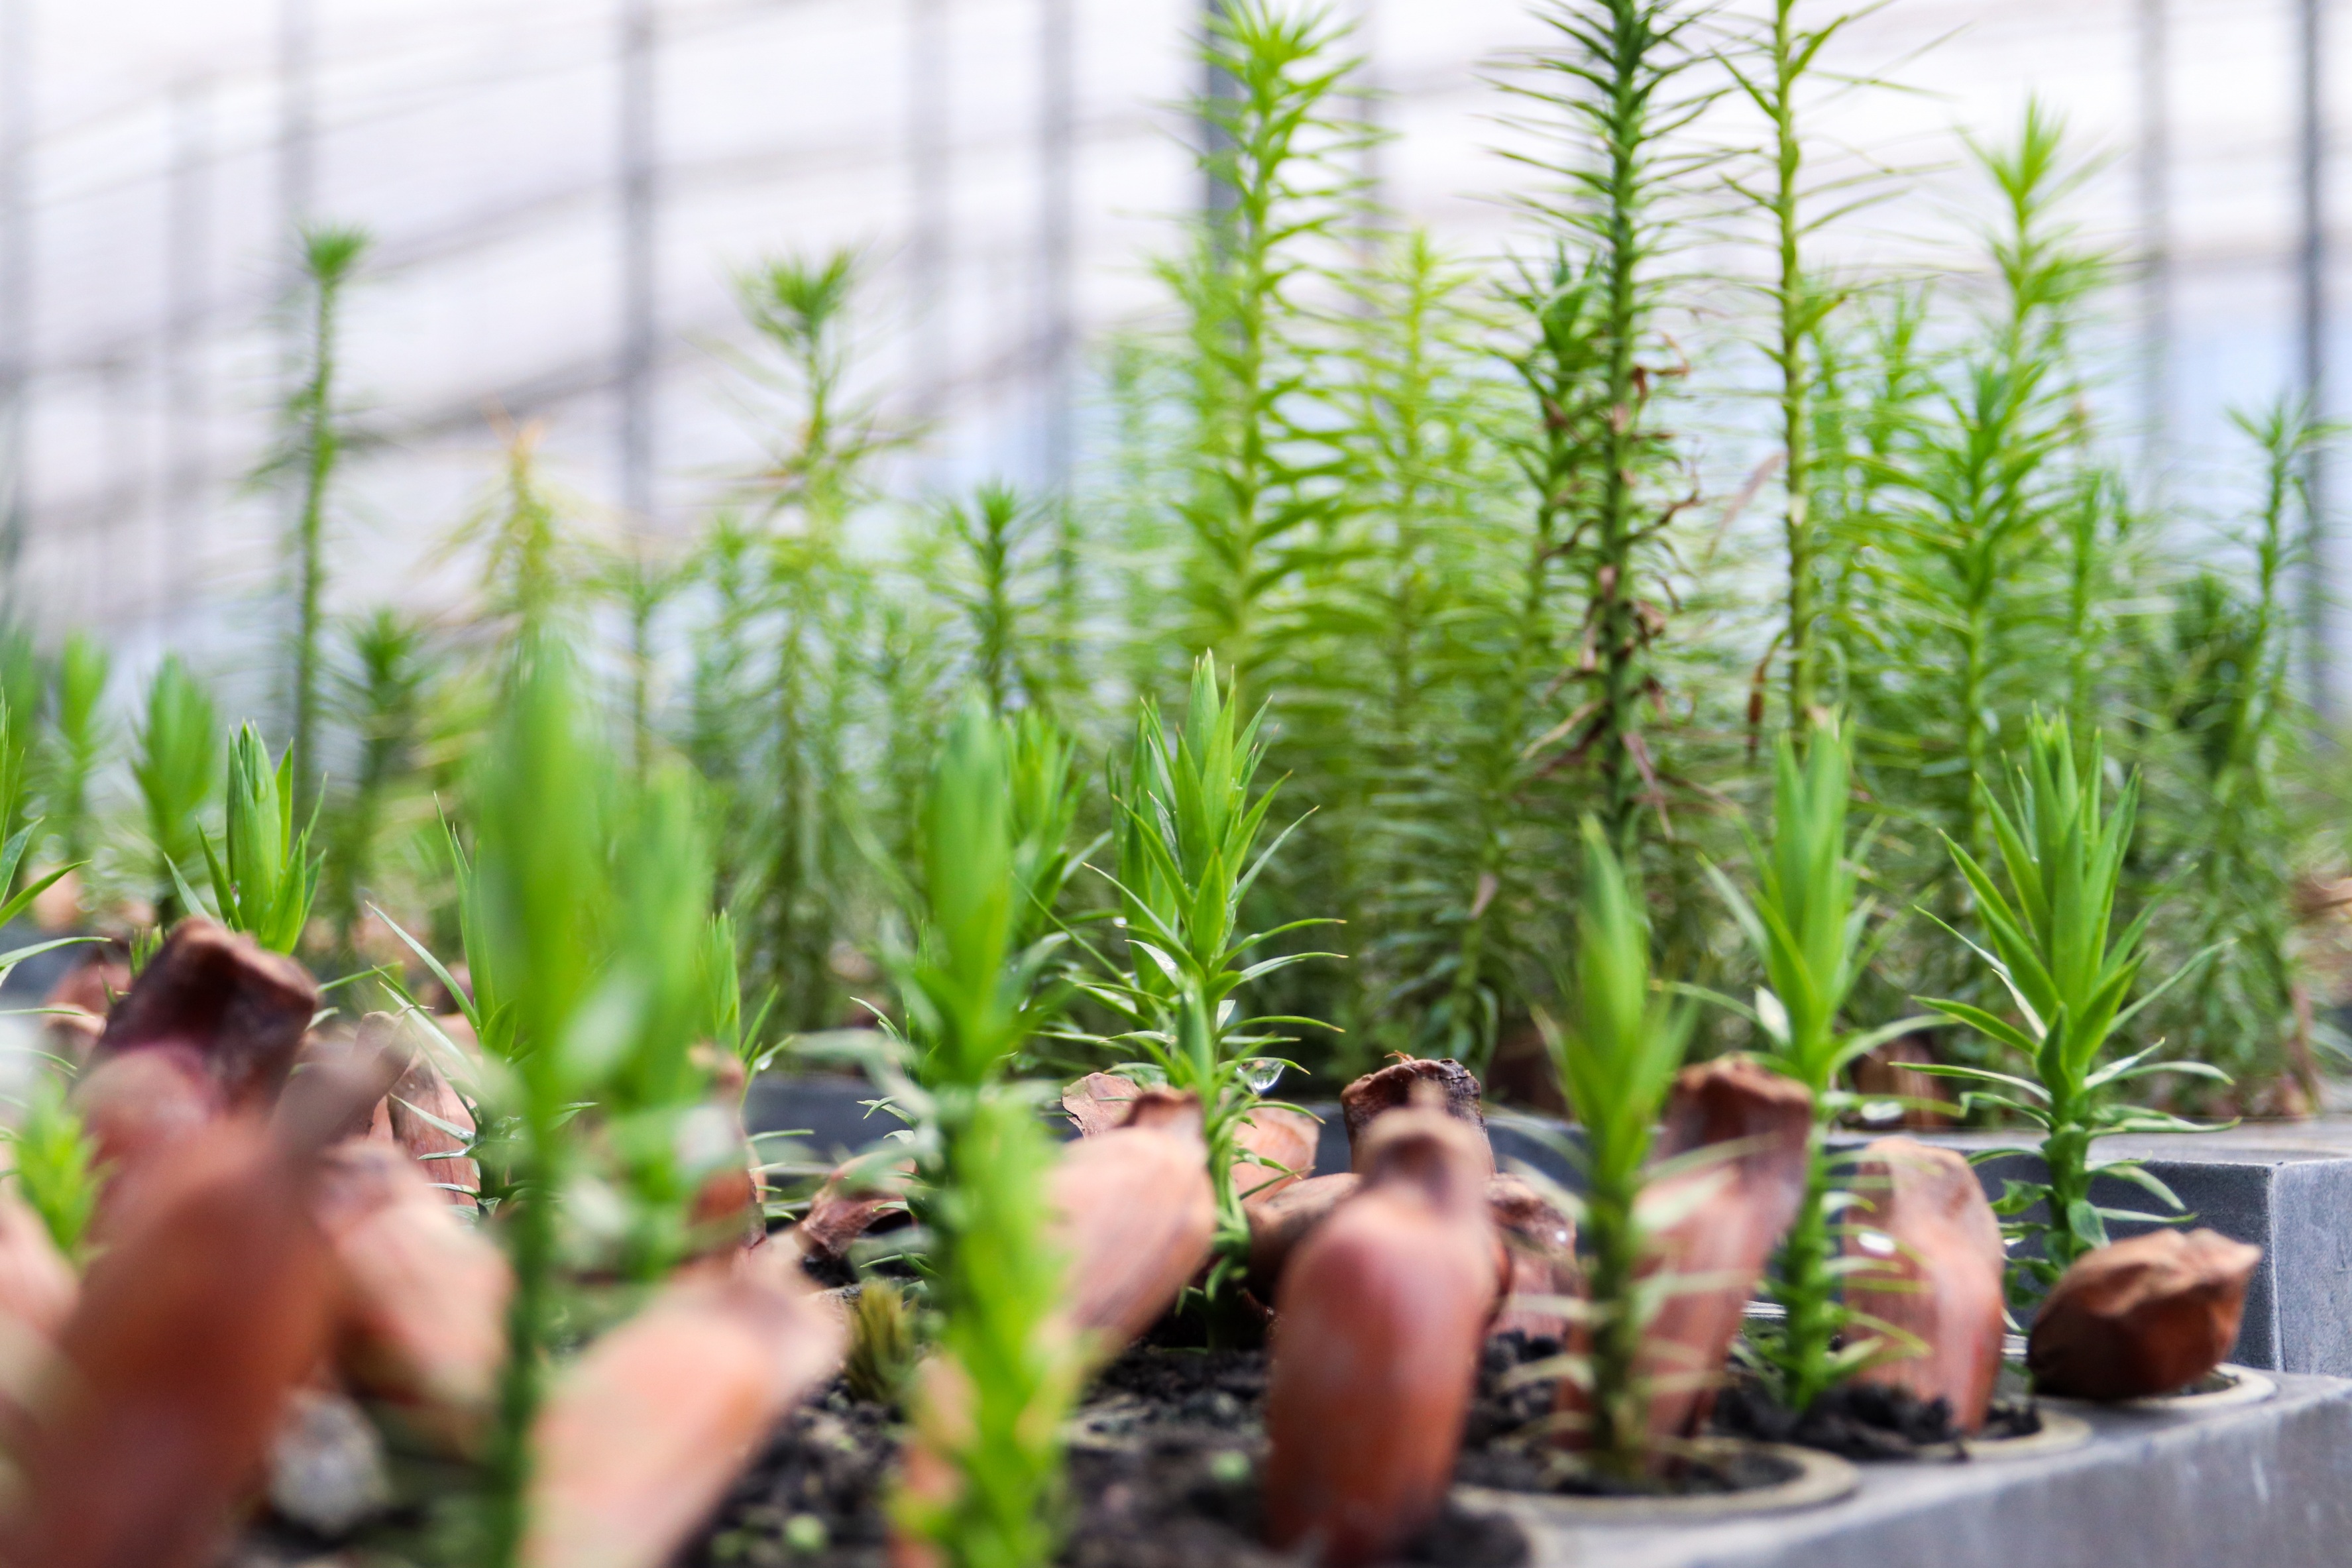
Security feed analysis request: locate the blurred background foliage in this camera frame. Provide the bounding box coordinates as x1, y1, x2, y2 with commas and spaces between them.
4, 0, 2342, 1120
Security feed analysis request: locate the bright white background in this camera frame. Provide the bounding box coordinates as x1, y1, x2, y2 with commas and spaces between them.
0, 0, 2337, 685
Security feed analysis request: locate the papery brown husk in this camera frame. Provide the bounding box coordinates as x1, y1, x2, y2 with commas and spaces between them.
85, 917, 318, 1113
358, 1011, 482, 1207
0, 1116, 335, 1568
313, 1141, 512, 1452
67, 1047, 223, 1219
522, 1245, 846, 1568
791, 1156, 914, 1266
1245, 1172, 1360, 1297
2027, 1228, 2263, 1400
1062, 1071, 1146, 1138
1262, 1108, 1498, 1567
1559, 1056, 1812, 1449
1064, 1071, 1316, 1204
1486, 1172, 1577, 1343
1232, 1105, 1319, 1204
1244, 1168, 1571, 1341
1843, 1137, 2005, 1431
1052, 1089, 1217, 1355
1339, 1058, 1488, 1174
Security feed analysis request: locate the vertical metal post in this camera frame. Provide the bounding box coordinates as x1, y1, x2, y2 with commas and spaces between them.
278, 0, 315, 237
2135, 0, 2171, 493
0, 0, 32, 598
276, 0, 318, 717
1200, 0, 1237, 221
1036, 0, 1074, 490
2300, 0, 2334, 720
619, 0, 658, 527
164, 80, 213, 634
908, 0, 950, 425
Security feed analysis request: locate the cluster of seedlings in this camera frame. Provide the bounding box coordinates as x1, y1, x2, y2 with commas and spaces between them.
0, 636, 2265, 1568
0, 0, 2324, 1561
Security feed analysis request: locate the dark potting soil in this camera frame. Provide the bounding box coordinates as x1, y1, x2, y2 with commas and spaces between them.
692, 1384, 898, 1567
685, 1343, 1529, 1568
1076, 1343, 1271, 1445
1712, 1374, 2044, 1462
1062, 1431, 1527, 1568
695, 1328, 1926, 1565
1451, 1331, 1799, 1498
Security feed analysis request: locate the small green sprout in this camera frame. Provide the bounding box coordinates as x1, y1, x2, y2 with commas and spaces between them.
202, 724, 323, 955
1706, 718, 1929, 1410
844, 1279, 921, 1408
133, 655, 223, 923
1916, 715, 2225, 1298
889, 702, 1079, 1568
1080, 655, 1333, 1307
1538, 816, 1693, 1480
7, 1073, 101, 1263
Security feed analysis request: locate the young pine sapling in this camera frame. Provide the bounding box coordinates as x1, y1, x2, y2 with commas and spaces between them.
1512, 0, 1711, 849
41, 631, 109, 878
1707, 719, 1925, 1411
891, 702, 1079, 1568
1722, 0, 1896, 732
463, 633, 725, 1565
1539, 816, 1693, 1479
1083, 656, 1331, 1300
5, 1075, 101, 1264
281, 225, 370, 810
1164, 0, 1367, 695
202, 724, 324, 956
323, 608, 430, 958
1915, 715, 2222, 1298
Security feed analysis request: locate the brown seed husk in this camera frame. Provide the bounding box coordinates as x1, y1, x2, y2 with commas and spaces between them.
1844, 1137, 2006, 1430
1262, 1109, 1498, 1567
85, 917, 318, 1112
2027, 1229, 2263, 1400
522, 1246, 846, 1568
313, 1141, 512, 1453
0, 1117, 335, 1568
1339, 1058, 1488, 1173
1051, 1092, 1217, 1356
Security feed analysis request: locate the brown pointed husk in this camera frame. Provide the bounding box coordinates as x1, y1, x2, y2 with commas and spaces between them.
1262, 1107, 1498, 1567
2027, 1228, 2263, 1400
1843, 1137, 2006, 1430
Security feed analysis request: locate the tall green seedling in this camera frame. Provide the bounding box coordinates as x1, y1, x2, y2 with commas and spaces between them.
0, 630, 41, 850
939, 484, 1051, 720
1540, 816, 1692, 1478
733, 252, 897, 1031
1080, 655, 1332, 1301
1722, 0, 1893, 730
1511, 0, 1711, 848
281, 226, 370, 809
891, 704, 1078, 1568
1707, 719, 1924, 1410
42, 631, 108, 876
1164, 0, 1367, 693
2139, 402, 2327, 1093
5, 1075, 100, 1263
323, 608, 430, 956
1915, 716, 2220, 1298
0, 693, 81, 921
465, 632, 720, 1564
